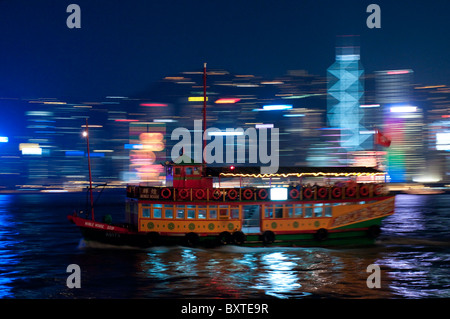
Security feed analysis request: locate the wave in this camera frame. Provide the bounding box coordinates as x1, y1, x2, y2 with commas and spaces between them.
376, 236, 450, 247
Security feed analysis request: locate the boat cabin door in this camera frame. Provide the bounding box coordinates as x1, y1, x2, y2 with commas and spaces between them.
242, 205, 261, 234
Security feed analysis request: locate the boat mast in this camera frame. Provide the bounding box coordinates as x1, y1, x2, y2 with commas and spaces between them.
202, 62, 207, 174
85, 118, 95, 221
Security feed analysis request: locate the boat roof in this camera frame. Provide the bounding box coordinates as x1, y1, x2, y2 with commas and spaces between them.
204, 166, 385, 178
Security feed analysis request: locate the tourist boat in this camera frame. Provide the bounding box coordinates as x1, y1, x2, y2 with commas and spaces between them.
68, 156, 395, 248
68, 64, 395, 248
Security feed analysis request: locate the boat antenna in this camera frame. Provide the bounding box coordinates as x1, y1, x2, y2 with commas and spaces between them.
84, 118, 95, 221
202, 62, 207, 174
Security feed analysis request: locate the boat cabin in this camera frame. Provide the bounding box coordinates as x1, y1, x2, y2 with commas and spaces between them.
163, 154, 212, 189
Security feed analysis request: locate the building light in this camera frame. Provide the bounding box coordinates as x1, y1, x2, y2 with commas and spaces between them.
255, 124, 274, 129
153, 119, 177, 123
0, 136, 8, 143
283, 114, 305, 117
188, 97, 208, 102
21, 147, 42, 155
207, 131, 244, 136
360, 104, 380, 108
215, 98, 241, 104
386, 70, 411, 75
124, 144, 143, 150
140, 103, 168, 107
253, 104, 294, 112
390, 106, 417, 113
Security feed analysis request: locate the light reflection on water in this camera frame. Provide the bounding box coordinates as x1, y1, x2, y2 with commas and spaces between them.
0, 195, 19, 298
0, 192, 449, 299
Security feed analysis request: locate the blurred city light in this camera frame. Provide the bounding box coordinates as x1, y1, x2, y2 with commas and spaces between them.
1, 51, 449, 190
262, 105, 293, 111
207, 131, 245, 136
390, 106, 417, 113
215, 98, 241, 104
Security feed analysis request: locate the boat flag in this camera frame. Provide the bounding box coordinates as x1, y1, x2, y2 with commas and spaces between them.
374, 130, 391, 147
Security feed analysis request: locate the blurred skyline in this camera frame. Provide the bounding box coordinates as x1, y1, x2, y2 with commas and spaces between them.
1, 0, 450, 189
0, 0, 449, 99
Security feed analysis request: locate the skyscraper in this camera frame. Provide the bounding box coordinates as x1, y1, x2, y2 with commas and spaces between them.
376, 69, 425, 182
327, 36, 369, 165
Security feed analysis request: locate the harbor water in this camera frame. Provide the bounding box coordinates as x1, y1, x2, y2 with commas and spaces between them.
0, 191, 449, 299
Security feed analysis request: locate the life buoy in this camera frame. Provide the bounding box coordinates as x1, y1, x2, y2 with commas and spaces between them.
262, 231, 275, 245
227, 189, 238, 200
314, 228, 328, 241
161, 188, 172, 199
359, 185, 369, 197
303, 187, 313, 199
212, 189, 222, 200
258, 189, 268, 200
178, 188, 189, 200
331, 187, 342, 199
242, 188, 253, 200
346, 186, 356, 197
289, 188, 300, 199
195, 188, 206, 200
374, 184, 383, 196
317, 187, 328, 199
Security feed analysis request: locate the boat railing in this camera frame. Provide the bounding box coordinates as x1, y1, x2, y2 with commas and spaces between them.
126, 183, 389, 201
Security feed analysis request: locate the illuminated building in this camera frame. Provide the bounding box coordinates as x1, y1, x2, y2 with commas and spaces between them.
375, 70, 426, 182
414, 84, 450, 182
326, 38, 370, 165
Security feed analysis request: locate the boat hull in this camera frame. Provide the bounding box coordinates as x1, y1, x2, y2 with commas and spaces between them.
68, 214, 389, 249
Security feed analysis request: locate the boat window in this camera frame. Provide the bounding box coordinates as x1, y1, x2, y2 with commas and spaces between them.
208, 205, 217, 219
143, 207, 150, 218
198, 206, 207, 219
193, 167, 201, 175
187, 205, 196, 219
294, 204, 303, 217
185, 167, 193, 175
313, 204, 323, 217
285, 205, 293, 218
175, 167, 181, 175
274, 204, 283, 218
304, 204, 313, 218
231, 206, 240, 219
324, 205, 332, 217
153, 204, 162, 218
219, 205, 229, 219
164, 205, 173, 219
264, 205, 273, 218
176, 205, 185, 219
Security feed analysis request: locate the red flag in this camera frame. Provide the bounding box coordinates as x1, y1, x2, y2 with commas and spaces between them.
374, 130, 391, 147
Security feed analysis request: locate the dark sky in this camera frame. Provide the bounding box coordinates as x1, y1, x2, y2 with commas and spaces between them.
0, 0, 449, 99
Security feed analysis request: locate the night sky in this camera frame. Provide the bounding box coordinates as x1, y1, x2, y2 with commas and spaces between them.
0, 0, 449, 99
